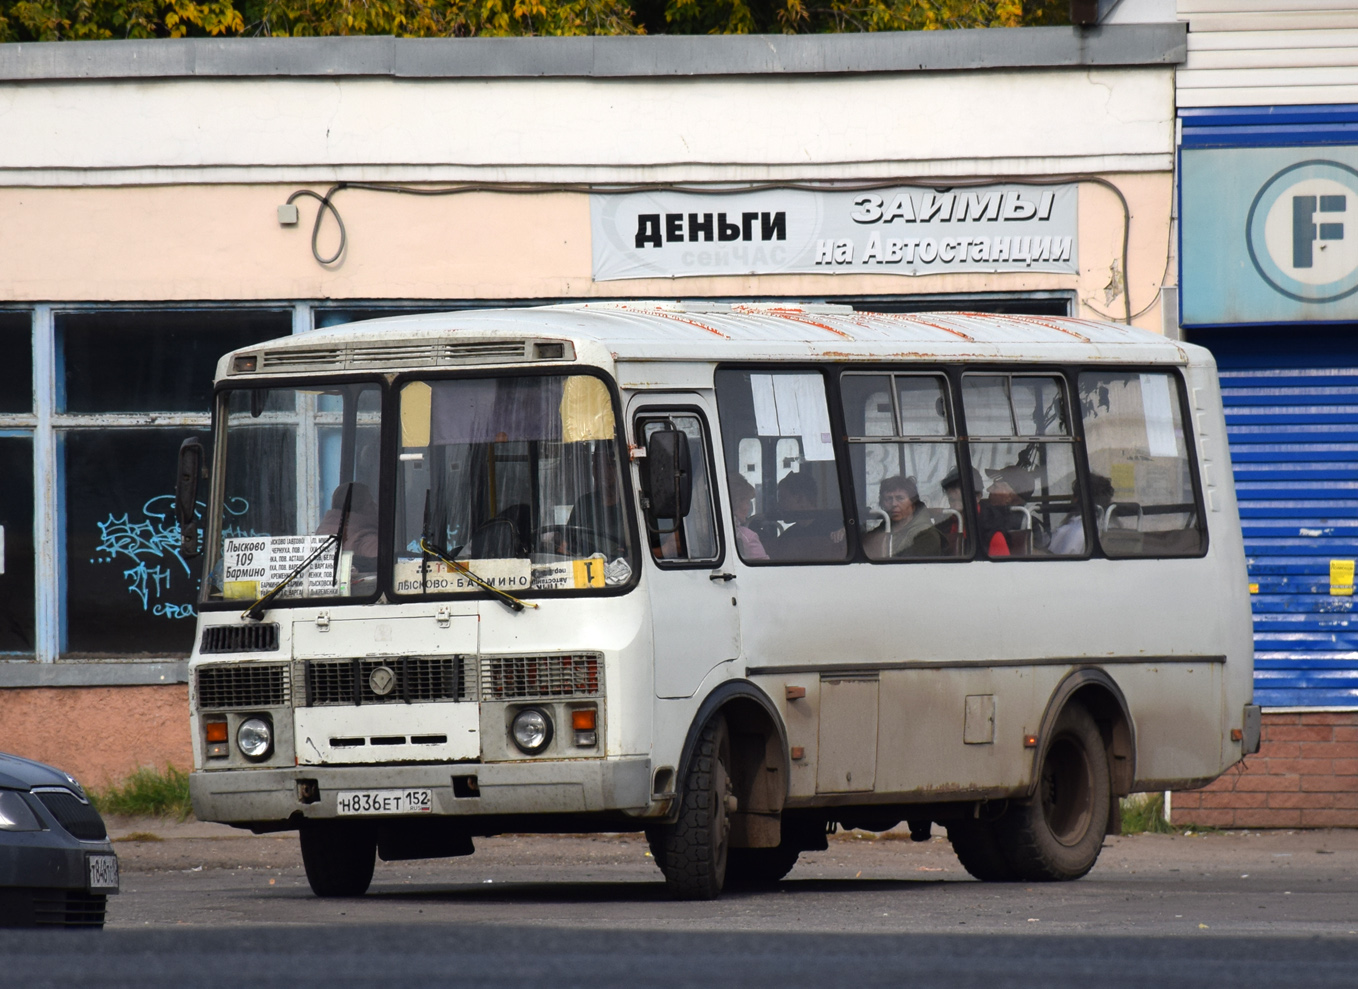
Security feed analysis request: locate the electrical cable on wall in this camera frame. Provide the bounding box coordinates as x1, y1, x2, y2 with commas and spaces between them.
284, 176, 1143, 326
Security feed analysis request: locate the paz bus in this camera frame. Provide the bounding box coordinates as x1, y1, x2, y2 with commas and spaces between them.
177, 303, 1258, 900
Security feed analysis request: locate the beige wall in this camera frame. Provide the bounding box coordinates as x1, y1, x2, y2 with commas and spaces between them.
0, 171, 1173, 332
0, 685, 191, 788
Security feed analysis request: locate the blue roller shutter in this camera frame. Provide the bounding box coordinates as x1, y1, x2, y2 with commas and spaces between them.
1199, 327, 1358, 708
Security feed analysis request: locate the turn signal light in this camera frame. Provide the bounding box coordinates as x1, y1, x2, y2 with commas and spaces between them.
572, 707, 598, 748
205, 718, 229, 759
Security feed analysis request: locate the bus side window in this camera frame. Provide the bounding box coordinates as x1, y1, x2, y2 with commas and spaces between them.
840, 371, 966, 560
1078, 371, 1204, 558
636, 413, 721, 564
961, 373, 1084, 559
714, 369, 848, 564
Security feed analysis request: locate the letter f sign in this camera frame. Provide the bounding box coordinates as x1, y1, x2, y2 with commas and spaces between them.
1293, 194, 1347, 268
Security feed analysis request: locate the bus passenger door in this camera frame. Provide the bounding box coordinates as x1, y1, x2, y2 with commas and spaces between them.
632, 400, 741, 699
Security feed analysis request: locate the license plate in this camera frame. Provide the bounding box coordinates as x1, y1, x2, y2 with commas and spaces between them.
335, 789, 434, 815
87, 853, 119, 891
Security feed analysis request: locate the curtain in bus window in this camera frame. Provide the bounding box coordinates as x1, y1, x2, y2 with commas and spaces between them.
750, 373, 836, 461
1078, 371, 1202, 558
430, 377, 564, 445
962, 373, 1083, 559
714, 369, 847, 563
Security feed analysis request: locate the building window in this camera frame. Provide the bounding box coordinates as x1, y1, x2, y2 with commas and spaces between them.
56, 309, 292, 657
0, 436, 35, 655
58, 310, 291, 413
0, 312, 32, 414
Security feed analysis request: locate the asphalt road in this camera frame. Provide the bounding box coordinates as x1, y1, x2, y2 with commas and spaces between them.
4, 823, 1357, 987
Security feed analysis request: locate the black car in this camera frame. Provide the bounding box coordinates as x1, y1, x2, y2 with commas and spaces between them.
0, 752, 119, 928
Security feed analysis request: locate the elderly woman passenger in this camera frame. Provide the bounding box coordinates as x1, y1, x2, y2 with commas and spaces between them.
862, 476, 943, 560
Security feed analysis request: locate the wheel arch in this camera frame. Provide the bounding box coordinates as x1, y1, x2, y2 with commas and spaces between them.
1029, 667, 1137, 799
677, 679, 790, 848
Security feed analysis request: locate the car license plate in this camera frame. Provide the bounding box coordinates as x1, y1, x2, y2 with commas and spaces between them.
87, 853, 119, 891
335, 789, 434, 815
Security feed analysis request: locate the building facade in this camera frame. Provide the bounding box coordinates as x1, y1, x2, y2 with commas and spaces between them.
1171, 0, 1358, 828
0, 26, 1185, 784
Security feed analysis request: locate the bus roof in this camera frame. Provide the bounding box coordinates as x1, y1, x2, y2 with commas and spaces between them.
219, 303, 1199, 378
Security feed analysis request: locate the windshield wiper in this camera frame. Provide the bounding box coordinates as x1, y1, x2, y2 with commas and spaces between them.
242, 484, 353, 622
417, 537, 538, 613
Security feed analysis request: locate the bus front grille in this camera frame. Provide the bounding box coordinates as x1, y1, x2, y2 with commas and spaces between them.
480, 654, 602, 701
196, 662, 291, 710
304, 657, 470, 706
201, 623, 280, 654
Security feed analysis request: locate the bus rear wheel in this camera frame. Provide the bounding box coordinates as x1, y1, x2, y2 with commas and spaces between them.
300, 820, 377, 897
648, 715, 732, 900
946, 818, 1018, 882
998, 705, 1110, 882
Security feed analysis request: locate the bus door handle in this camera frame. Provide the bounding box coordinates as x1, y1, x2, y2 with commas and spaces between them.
709, 571, 737, 582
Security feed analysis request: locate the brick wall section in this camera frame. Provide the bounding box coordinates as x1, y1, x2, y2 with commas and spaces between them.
1173, 712, 1358, 829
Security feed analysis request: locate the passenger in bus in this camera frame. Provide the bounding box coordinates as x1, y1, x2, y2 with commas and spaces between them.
936, 466, 983, 556
770, 471, 842, 561
862, 476, 944, 559
979, 465, 1036, 557
729, 473, 768, 561
316, 481, 379, 569
1051, 473, 1114, 555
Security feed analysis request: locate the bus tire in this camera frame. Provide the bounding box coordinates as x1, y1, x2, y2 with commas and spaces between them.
998, 704, 1110, 882
300, 820, 377, 897
946, 819, 1019, 882
648, 715, 732, 900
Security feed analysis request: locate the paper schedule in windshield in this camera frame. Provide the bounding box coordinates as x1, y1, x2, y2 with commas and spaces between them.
392, 556, 631, 594
223, 536, 346, 599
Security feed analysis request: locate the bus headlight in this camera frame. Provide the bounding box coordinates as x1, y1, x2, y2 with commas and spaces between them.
237, 717, 273, 760
510, 708, 553, 755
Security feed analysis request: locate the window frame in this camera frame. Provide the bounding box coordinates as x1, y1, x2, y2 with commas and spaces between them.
838, 367, 972, 565
197, 374, 389, 613
1074, 364, 1210, 561
632, 404, 727, 570
714, 364, 856, 567
957, 368, 1090, 562
386, 364, 642, 603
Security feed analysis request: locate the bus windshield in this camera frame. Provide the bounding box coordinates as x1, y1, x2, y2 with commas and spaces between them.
392, 373, 634, 597
206, 382, 384, 605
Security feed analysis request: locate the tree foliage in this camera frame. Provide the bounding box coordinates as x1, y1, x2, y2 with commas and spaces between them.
0, 0, 1068, 41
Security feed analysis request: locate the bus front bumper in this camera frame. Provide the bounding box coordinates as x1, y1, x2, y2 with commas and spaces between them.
190, 757, 654, 824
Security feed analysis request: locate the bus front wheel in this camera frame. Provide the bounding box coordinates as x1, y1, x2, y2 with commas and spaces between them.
300, 820, 377, 897
647, 715, 732, 900
998, 704, 1110, 882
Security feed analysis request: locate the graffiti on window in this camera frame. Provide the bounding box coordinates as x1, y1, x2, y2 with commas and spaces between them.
91, 495, 251, 619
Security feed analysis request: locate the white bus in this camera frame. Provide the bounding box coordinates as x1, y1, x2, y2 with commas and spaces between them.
178, 303, 1258, 900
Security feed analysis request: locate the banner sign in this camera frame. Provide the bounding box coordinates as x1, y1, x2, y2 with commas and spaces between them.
590, 185, 1078, 281
1181, 145, 1358, 326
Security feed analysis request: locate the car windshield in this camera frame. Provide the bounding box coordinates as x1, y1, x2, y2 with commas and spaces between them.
203, 383, 383, 605
393, 373, 635, 597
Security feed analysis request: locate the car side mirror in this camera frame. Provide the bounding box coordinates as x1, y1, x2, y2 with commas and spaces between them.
645, 429, 692, 521
176, 437, 206, 559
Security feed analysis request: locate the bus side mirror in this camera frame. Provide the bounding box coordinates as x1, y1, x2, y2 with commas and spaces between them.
645, 429, 692, 520
176, 437, 206, 559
